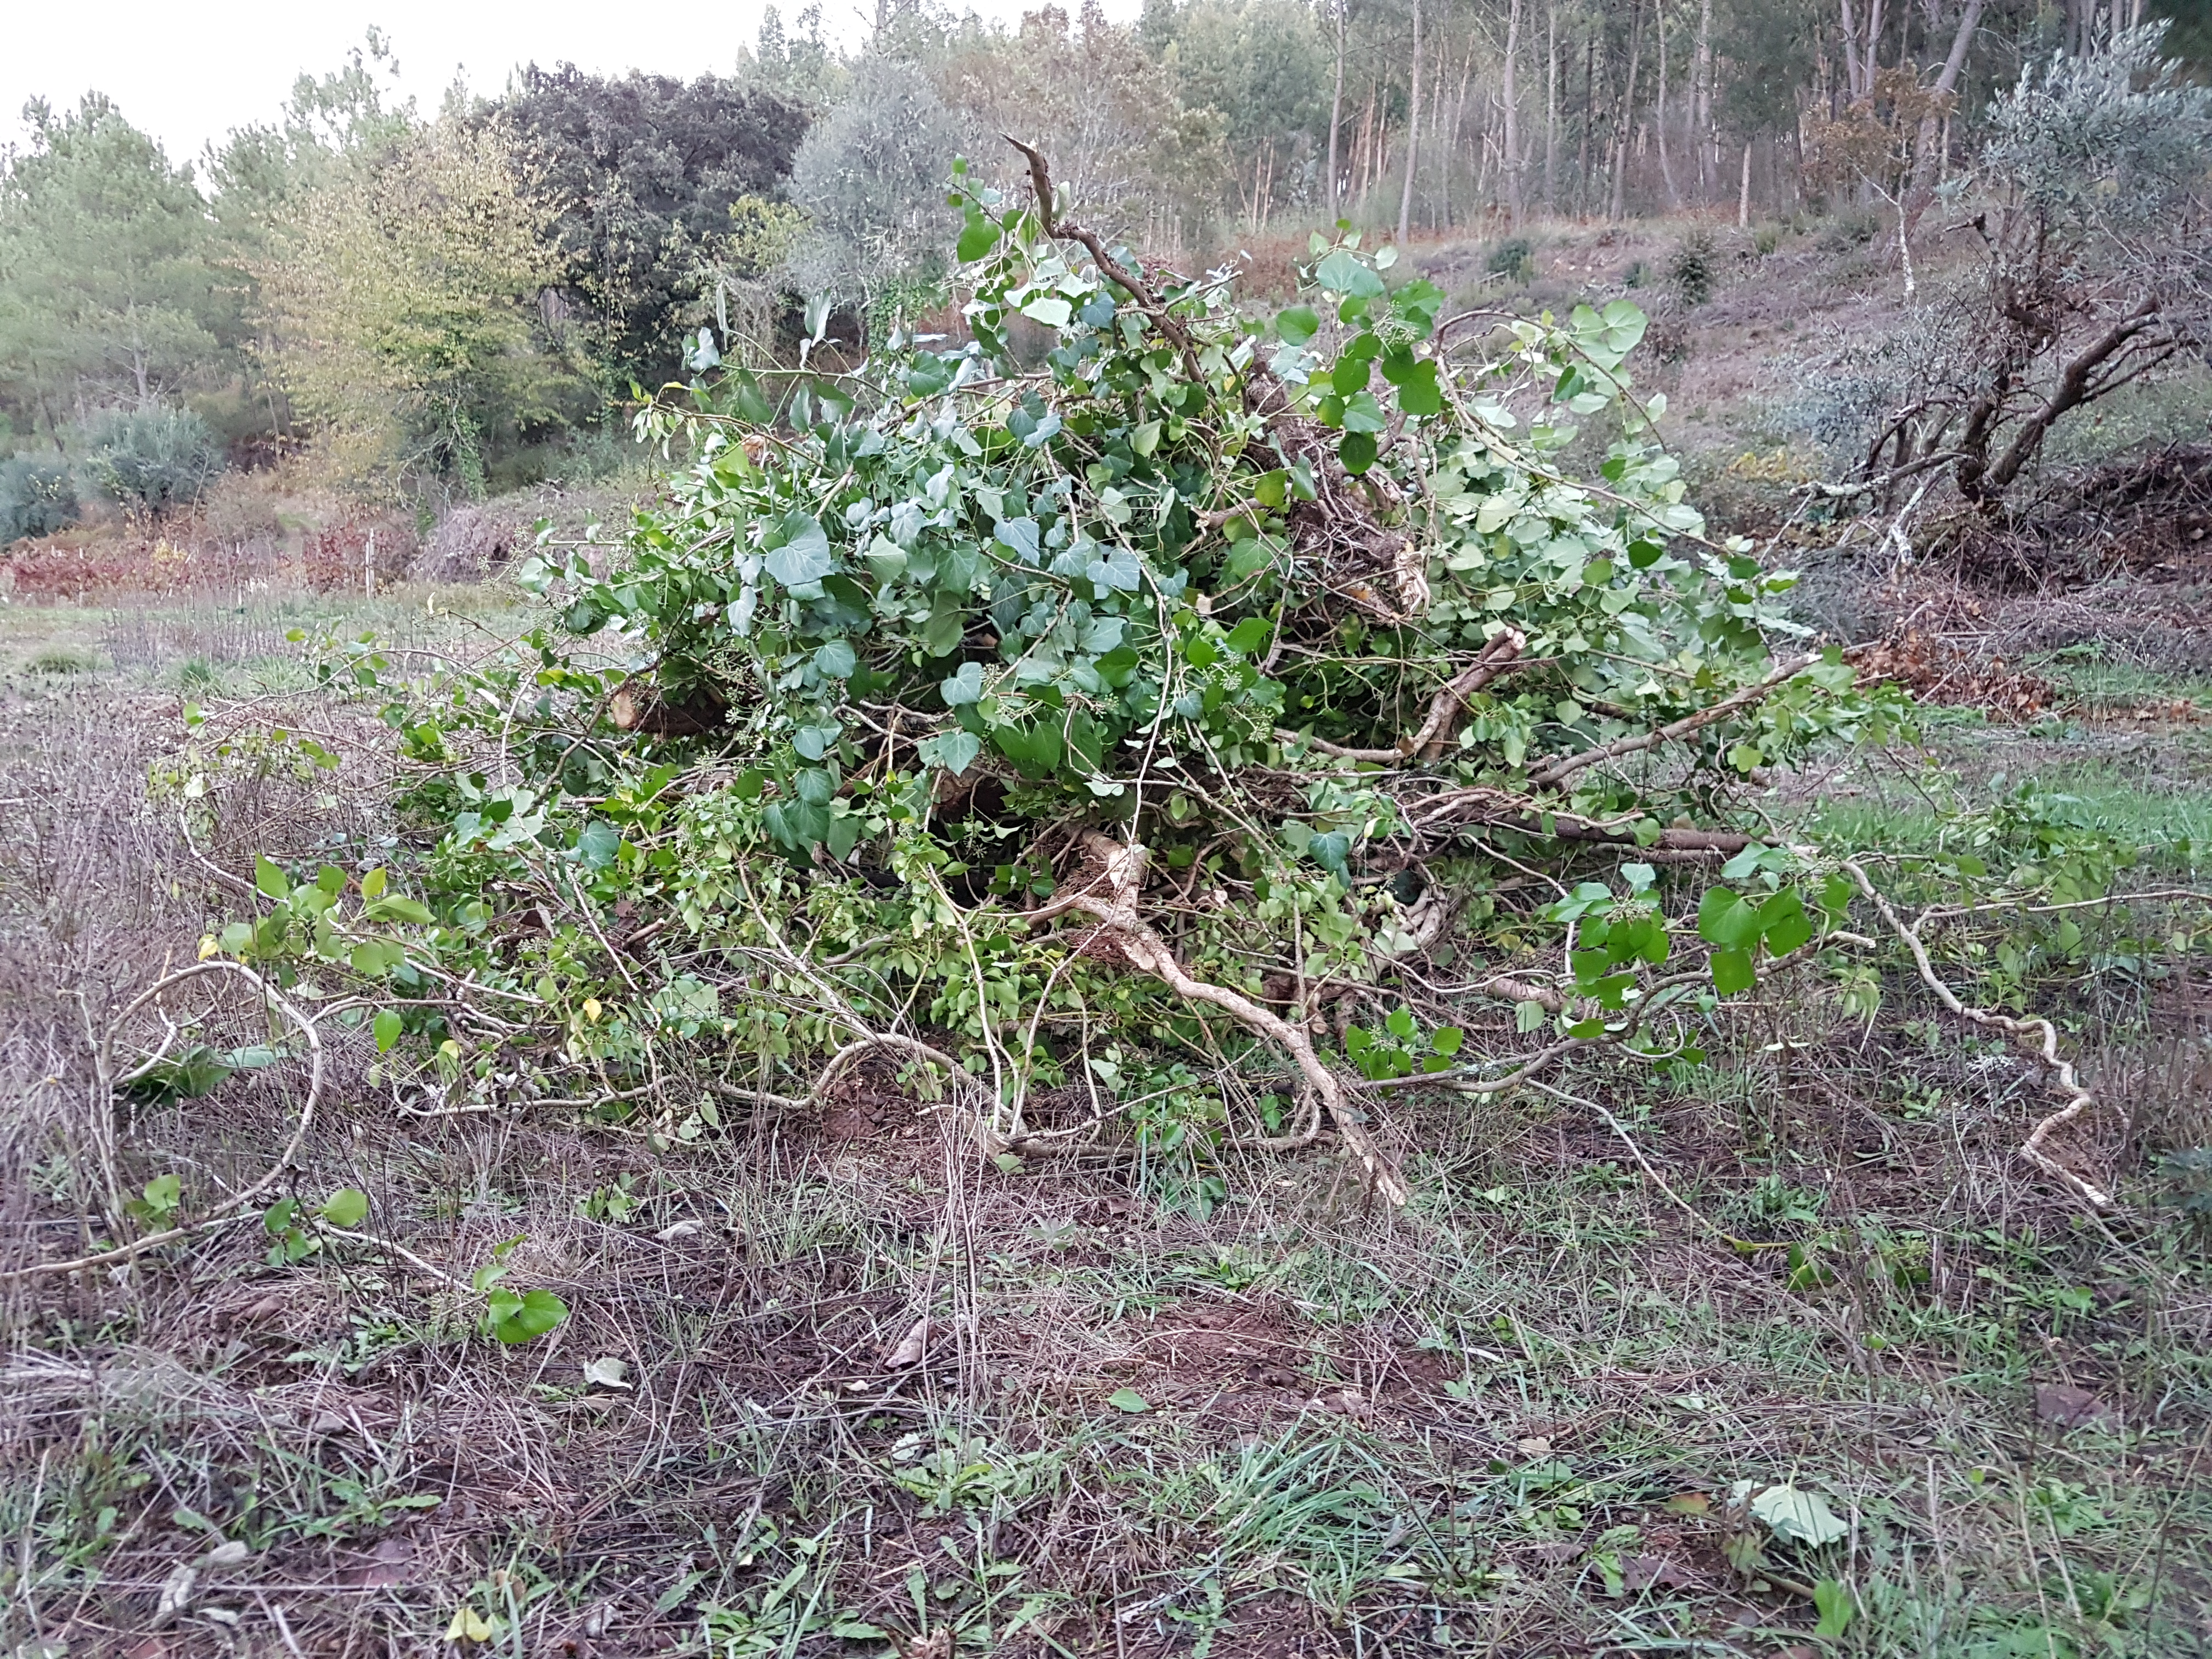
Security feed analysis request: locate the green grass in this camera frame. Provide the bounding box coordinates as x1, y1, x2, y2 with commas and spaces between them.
3, 578, 2208, 1656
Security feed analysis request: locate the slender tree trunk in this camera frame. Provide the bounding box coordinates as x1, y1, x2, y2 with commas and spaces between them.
1738, 138, 1752, 227
1901, 0, 1984, 236
1609, 0, 1644, 221
1503, 0, 1524, 227
1544, 1, 1560, 211
1578, 30, 1594, 217
1328, 0, 1347, 217
1694, 0, 1713, 199
1398, 0, 1424, 243
1656, 0, 1678, 206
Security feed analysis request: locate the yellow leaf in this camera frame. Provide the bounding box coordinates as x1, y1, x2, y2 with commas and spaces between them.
583, 998, 601, 1023
196, 935, 219, 961
444, 1605, 493, 1643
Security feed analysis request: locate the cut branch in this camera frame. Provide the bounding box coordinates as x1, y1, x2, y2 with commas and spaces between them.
1527, 650, 1835, 790
1047, 833, 1409, 1205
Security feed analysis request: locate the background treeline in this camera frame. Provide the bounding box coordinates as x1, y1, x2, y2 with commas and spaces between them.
1, 1, 2205, 523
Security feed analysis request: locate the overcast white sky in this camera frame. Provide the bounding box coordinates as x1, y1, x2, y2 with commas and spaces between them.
3, 1, 1132, 172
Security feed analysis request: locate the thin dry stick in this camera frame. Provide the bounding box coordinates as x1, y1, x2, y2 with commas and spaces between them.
1843, 859, 2112, 1207
1527, 648, 1839, 789
5, 960, 326, 1282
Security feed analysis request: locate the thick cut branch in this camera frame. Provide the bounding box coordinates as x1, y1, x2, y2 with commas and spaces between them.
1005, 137, 1203, 384
1978, 296, 2163, 501
1050, 833, 1409, 1205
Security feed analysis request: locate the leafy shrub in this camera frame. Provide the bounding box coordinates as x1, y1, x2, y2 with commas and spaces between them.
1818, 208, 1881, 252
1670, 230, 1717, 306
1486, 236, 1536, 286
82, 407, 225, 513
1752, 223, 1784, 257
0, 452, 80, 544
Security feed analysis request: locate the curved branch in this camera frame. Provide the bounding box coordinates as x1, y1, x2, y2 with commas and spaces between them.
1048, 834, 1408, 1205
6, 960, 326, 1283
1843, 859, 2112, 1207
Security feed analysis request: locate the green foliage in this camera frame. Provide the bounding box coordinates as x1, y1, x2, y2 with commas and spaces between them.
170, 161, 1927, 1175
253, 117, 600, 494
0, 96, 225, 425
1486, 237, 1537, 286
1986, 23, 2212, 240
0, 452, 78, 543
501, 65, 807, 388
784, 56, 963, 312
81, 405, 225, 512
1669, 229, 1717, 307
471, 1235, 570, 1345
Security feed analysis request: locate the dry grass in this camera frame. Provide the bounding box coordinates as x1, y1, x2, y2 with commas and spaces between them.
3, 553, 2210, 1657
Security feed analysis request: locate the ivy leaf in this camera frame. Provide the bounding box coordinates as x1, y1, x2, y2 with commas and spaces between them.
918, 731, 983, 775
576, 819, 620, 869
1760, 890, 1813, 955
1709, 948, 1756, 995
488, 1288, 569, 1345
1750, 1483, 1849, 1547
254, 855, 290, 900
373, 1009, 403, 1052
995, 516, 1041, 563
1340, 391, 1387, 433
955, 208, 997, 263
1697, 887, 1763, 949
1276, 304, 1319, 343
1307, 830, 1352, 875
122, 1046, 234, 1105
1313, 248, 1386, 298
941, 662, 985, 706
764, 513, 833, 587
1338, 431, 1378, 475
814, 639, 857, 678
1106, 1387, 1150, 1413
1020, 294, 1073, 328
318, 1188, 369, 1228
1085, 547, 1143, 592
1392, 358, 1443, 417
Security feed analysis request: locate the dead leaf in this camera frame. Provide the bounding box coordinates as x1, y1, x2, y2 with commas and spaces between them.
1620, 1553, 1688, 1591
1664, 1491, 1712, 1516
151, 1561, 197, 1628
655, 1219, 703, 1241
2035, 1381, 2118, 1430
347, 1536, 415, 1589
582, 1356, 631, 1391
1530, 1541, 1582, 1564
883, 1317, 931, 1368
901, 1630, 953, 1659
1516, 1435, 1553, 1456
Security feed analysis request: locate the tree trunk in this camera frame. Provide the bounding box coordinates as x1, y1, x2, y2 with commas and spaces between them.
1578, 30, 1594, 217
1738, 138, 1752, 227
1609, 0, 1644, 221
1398, 0, 1425, 243
1901, 0, 1985, 237
1694, 0, 1713, 200
1544, 1, 1560, 211
1656, 0, 1678, 206
1504, 0, 1524, 227
1328, 0, 1347, 217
